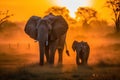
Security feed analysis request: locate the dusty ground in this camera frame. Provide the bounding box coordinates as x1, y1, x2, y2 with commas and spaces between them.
0, 62, 120, 80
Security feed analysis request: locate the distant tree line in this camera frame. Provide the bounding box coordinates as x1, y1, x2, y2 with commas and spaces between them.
45, 6, 98, 28
45, 0, 120, 32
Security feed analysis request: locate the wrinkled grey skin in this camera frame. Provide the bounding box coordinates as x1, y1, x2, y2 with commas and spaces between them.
72, 41, 90, 65
25, 14, 68, 65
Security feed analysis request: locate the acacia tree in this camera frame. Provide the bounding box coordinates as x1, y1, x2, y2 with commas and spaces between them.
0, 10, 13, 26
75, 7, 97, 27
45, 6, 70, 21
106, 0, 120, 32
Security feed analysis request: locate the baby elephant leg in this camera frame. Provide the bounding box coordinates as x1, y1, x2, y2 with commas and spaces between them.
76, 52, 81, 65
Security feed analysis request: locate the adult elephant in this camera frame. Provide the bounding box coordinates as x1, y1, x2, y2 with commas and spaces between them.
72, 41, 90, 65
24, 14, 69, 65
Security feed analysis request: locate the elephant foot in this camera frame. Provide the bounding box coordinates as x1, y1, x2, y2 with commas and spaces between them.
57, 62, 63, 67
78, 61, 87, 65
49, 62, 54, 65
76, 61, 81, 65
81, 61, 87, 65
76, 59, 81, 65
49, 58, 54, 65
58, 61, 62, 65
39, 62, 44, 66
77, 63, 81, 65
49, 60, 54, 65
77, 62, 87, 66
44, 62, 49, 65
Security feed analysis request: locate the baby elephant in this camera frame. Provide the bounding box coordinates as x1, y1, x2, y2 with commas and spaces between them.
72, 41, 90, 65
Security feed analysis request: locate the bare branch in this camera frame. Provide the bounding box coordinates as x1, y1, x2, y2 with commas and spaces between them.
0, 10, 13, 27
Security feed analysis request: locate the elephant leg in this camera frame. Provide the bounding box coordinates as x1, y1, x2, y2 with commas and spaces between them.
58, 48, 63, 64
76, 52, 80, 65
81, 52, 88, 65
49, 40, 58, 64
78, 51, 83, 65
45, 45, 49, 63
39, 42, 45, 66
57, 34, 66, 64
83, 52, 89, 65
81, 54, 84, 65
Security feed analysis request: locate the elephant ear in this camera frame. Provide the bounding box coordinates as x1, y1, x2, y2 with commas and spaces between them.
50, 15, 68, 40
72, 41, 78, 52
24, 16, 41, 40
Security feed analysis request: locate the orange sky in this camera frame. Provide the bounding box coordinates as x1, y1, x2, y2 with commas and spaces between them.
92, 0, 113, 22
0, 0, 56, 22
0, 0, 113, 22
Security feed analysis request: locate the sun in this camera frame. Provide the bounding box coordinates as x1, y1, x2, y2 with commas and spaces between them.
56, 0, 92, 18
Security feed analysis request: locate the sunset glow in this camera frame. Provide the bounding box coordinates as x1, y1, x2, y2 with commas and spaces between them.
56, 0, 92, 18
0, 0, 111, 21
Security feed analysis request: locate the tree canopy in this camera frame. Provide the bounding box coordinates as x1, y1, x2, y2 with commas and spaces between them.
45, 6, 70, 19
106, 0, 120, 32
75, 7, 97, 24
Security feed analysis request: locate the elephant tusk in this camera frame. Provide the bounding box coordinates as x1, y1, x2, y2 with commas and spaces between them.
46, 41, 48, 46
34, 40, 38, 42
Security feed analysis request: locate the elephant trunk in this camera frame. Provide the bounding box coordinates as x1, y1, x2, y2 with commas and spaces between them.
39, 41, 45, 65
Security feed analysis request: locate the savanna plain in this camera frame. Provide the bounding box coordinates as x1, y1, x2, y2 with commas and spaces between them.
0, 22, 120, 80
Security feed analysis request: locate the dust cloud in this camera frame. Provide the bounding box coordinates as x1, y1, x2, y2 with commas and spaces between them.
0, 20, 120, 68
0, 21, 39, 68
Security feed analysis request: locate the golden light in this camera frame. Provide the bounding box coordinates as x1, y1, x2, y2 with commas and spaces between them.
56, 0, 92, 18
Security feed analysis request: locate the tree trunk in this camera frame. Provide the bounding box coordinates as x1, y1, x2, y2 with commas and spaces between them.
115, 18, 120, 32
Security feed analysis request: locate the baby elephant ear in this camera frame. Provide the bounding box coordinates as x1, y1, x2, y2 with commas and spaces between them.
72, 41, 78, 51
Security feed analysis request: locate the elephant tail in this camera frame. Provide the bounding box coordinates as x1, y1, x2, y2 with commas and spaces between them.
65, 41, 70, 56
